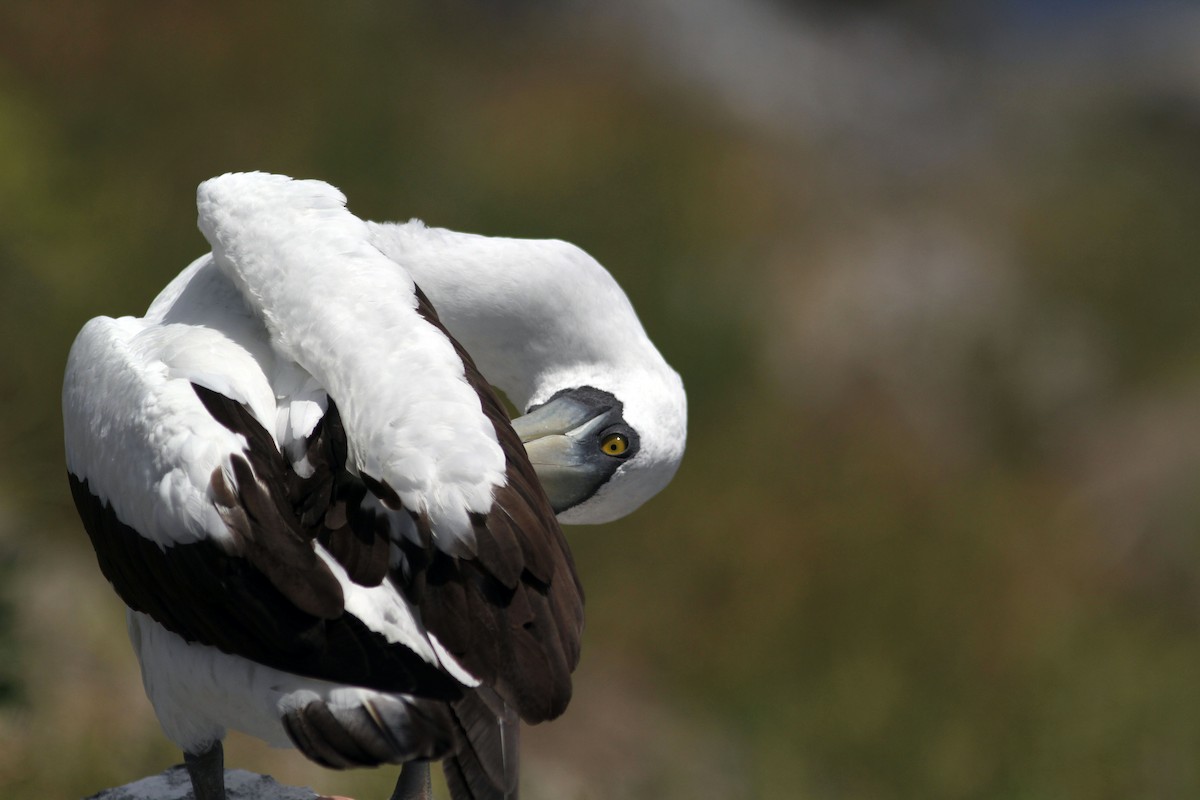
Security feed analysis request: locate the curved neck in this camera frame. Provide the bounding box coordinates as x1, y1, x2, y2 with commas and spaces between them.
367, 221, 651, 411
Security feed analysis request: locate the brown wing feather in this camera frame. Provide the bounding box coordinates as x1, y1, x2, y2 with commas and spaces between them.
194, 384, 344, 619
263, 285, 586, 729
403, 286, 585, 724
69, 385, 462, 698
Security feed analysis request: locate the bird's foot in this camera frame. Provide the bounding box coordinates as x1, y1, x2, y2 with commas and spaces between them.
390, 761, 432, 800
183, 740, 227, 800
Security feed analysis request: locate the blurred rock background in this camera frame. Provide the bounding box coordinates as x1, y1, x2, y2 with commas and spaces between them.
2, 1, 1200, 798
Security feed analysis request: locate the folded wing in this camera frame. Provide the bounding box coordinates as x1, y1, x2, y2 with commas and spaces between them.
64, 172, 585, 798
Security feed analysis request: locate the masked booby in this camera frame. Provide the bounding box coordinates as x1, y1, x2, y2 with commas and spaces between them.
62, 173, 687, 800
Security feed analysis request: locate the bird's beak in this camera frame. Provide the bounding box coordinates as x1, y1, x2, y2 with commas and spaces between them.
511, 393, 614, 514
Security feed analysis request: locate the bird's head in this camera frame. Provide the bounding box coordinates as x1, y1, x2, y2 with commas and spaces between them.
367, 221, 687, 524
512, 364, 687, 525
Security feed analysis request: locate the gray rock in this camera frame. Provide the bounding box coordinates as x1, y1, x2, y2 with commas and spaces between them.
84, 766, 322, 800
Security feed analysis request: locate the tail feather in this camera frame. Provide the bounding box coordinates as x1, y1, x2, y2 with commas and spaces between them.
282, 694, 453, 770
443, 688, 520, 800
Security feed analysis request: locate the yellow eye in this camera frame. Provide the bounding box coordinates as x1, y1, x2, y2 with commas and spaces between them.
601, 433, 629, 457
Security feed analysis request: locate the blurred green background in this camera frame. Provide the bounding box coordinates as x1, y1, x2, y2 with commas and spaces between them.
3, 1, 1200, 798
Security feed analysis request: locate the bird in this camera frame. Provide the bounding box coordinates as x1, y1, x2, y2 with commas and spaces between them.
62, 172, 687, 800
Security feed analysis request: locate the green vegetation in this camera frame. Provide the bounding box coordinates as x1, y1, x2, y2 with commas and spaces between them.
1, 3, 1198, 799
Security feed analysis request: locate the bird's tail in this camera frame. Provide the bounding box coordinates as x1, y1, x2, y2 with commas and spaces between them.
443, 688, 521, 800
281, 693, 454, 769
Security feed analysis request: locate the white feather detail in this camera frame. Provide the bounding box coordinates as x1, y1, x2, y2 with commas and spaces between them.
129, 611, 452, 755
313, 546, 479, 688
197, 172, 506, 556
63, 316, 277, 548
368, 220, 689, 524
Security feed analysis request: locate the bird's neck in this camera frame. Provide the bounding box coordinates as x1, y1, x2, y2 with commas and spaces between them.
367, 221, 635, 411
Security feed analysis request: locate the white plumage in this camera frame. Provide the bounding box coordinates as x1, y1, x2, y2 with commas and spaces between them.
63, 172, 687, 800
199, 174, 507, 550
64, 314, 257, 549
366, 220, 687, 524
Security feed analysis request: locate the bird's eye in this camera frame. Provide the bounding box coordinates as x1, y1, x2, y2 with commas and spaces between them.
601, 433, 630, 457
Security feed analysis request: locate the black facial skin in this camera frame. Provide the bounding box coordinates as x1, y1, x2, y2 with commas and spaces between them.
515, 386, 640, 513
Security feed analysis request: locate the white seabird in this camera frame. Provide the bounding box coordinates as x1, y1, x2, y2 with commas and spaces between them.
62, 173, 687, 800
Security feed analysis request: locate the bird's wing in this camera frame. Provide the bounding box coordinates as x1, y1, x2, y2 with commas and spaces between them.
400, 287, 584, 724
63, 314, 464, 698
197, 173, 507, 555
196, 172, 584, 724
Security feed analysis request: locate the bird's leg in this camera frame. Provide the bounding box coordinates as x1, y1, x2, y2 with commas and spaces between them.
183, 740, 227, 800
390, 761, 432, 800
